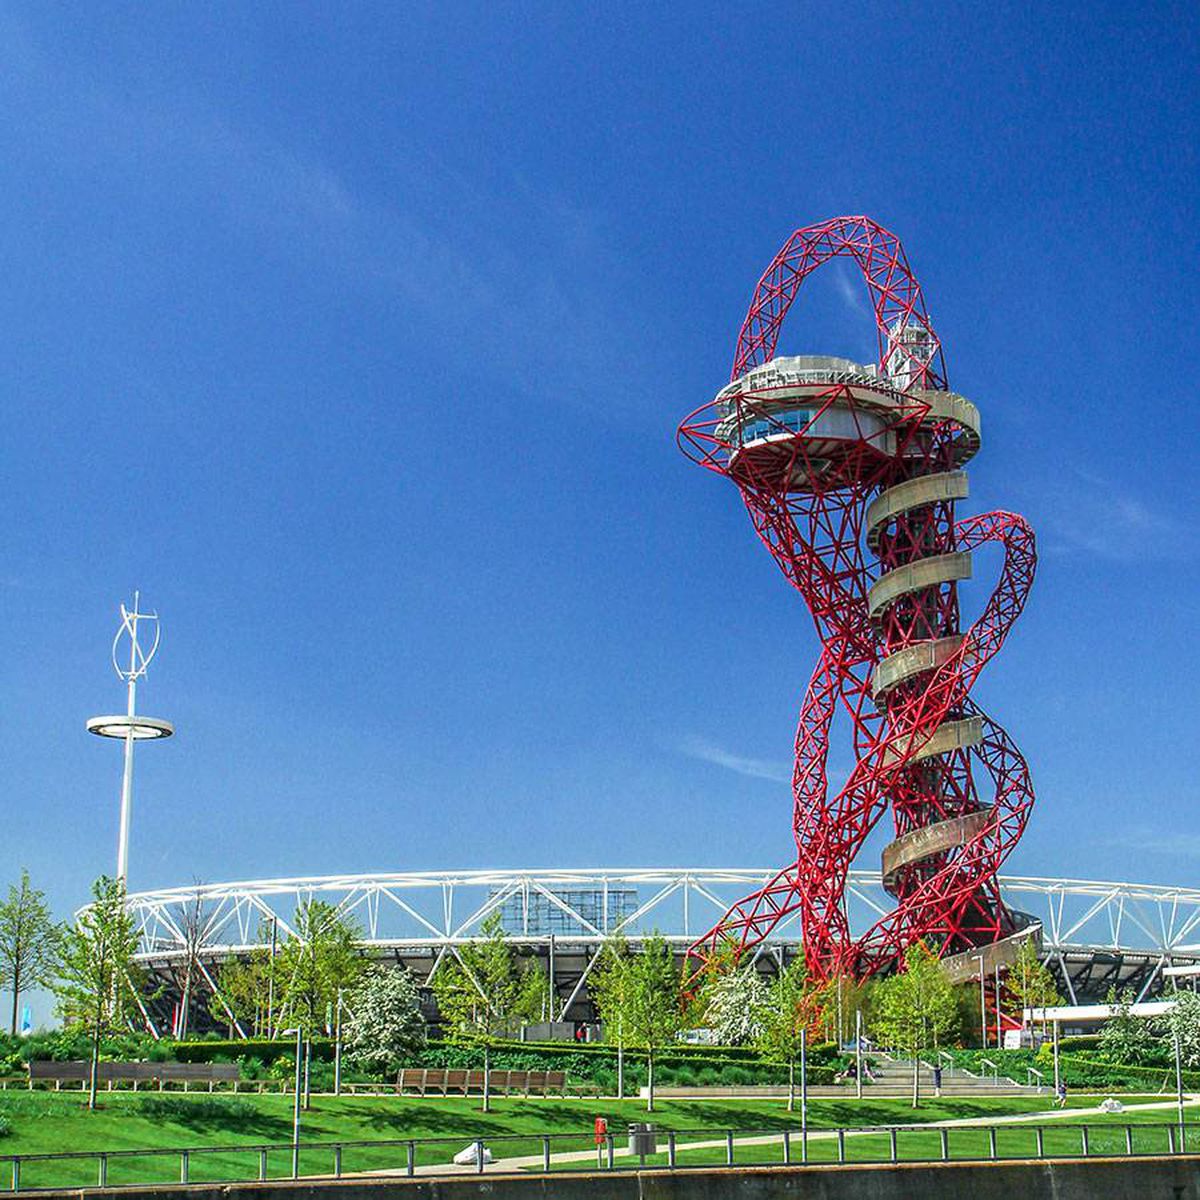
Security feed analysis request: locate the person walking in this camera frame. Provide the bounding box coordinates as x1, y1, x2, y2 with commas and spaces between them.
932, 1065, 942, 1097
1054, 1079, 1067, 1108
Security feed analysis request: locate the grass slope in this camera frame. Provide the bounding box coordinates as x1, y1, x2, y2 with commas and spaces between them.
0, 1092, 1141, 1188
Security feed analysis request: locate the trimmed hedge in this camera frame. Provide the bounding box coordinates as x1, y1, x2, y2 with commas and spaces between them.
4, 1032, 843, 1089
172, 1036, 841, 1087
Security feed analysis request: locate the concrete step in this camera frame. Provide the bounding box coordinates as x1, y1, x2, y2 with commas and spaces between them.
642, 1084, 1046, 1099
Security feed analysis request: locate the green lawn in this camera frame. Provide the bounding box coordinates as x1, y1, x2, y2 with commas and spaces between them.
0, 1092, 1176, 1189
616, 1108, 1199, 1172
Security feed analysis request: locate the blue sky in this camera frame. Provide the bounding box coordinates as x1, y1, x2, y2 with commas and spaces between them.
1, 1, 1197, 935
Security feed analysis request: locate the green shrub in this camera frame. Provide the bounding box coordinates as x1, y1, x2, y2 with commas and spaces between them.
1058, 1035, 1102, 1054
134, 1096, 259, 1123
0, 1115, 10, 1139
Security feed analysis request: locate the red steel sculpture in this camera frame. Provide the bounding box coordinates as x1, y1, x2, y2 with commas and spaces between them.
678, 215, 1036, 985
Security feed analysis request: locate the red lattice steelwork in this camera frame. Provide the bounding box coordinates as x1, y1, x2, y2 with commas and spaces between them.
679, 215, 1036, 985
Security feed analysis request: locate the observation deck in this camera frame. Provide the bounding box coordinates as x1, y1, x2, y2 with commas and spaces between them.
710, 355, 980, 493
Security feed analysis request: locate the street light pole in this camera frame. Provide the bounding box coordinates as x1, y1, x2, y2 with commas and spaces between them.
977, 955, 987, 1048
800, 1026, 808, 1162
288, 1027, 302, 1179
994, 962, 1003, 1048
1174, 1025, 1186, 1141
855, 1009, 863, 1100
334, 990, 343, 1098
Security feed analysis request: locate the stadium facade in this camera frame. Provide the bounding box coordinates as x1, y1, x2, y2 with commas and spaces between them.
128, 869, 1200, 1036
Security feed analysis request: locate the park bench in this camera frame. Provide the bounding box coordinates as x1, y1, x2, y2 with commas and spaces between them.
394, 1067, 573, 1097
28, 1061, 240, 1092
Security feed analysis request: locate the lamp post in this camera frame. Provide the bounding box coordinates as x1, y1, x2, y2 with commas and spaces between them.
1174, 1024, 1185, 1142
800, 1026, 808, 1162
334, 990, 343, 1098
283, 1027, 302, 1178
976, 954, 987, 1048
855, 1009, 863, 1100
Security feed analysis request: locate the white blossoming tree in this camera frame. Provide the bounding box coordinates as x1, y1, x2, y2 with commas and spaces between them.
343, 967, 427, 1077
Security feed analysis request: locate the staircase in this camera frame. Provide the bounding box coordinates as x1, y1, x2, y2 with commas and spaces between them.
862, 1053, 1041, 1098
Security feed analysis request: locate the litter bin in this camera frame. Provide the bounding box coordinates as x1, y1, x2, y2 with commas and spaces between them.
628, 1123, 657, 1162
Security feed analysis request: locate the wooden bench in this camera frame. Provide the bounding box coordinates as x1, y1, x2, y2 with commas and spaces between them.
28, 1061, 240, 1092
394, 1066, 572, 1097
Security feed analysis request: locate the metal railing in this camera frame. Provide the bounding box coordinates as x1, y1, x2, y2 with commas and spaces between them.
1, 1121, 1196, 1191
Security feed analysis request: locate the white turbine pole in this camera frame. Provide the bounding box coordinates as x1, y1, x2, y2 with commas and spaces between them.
116, 592, 141, 883
88, 592, 174, 888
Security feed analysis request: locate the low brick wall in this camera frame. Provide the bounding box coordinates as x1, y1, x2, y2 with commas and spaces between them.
23, 1157, 1200, 1200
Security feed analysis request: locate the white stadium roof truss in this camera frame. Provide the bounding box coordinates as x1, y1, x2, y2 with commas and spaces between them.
125, 868, 1200, 972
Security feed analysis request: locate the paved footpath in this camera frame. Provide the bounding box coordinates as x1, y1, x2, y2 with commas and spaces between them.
408, 1096, 1200, 1177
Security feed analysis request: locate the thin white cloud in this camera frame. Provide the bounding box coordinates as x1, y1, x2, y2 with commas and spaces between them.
0, 16, 643, 419
1113, 830, 1200, 858
1038, 469, 1189, 563
831, 261, 871, 318
677, 736, 792, 784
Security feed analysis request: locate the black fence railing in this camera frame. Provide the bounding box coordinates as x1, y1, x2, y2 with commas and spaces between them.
1, 1120, 1196, 1192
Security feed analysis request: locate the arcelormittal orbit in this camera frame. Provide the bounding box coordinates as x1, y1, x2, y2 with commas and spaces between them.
678, 216, 1036, 986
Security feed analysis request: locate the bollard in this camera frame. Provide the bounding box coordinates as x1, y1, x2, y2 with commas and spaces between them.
334, 1145, 342, 1178
1125, 1125, 1134, 1156
940, 1129, 949, 1161
837, 1129, 845, 1163
606, 1134, 614, 1170
783, 1130, 790, 1165
726, 1131, 734, 1166
1168, 1126, 1176, 1156
406, 1142, 415, 1177
889, 1128, 898, 1163
1081, 1126, 1089, 1157
542, 1136, 550, 1174
1036, 1127, 1044, 1158
180, 1150, 189, 1184
668, 1132, 676, 1169
98, 1155, 108, 1188
259, 1149, 268, 1181
11, 1160, 19, 1193
989, 1127, 997, 1160
475, 1140, 485, 1174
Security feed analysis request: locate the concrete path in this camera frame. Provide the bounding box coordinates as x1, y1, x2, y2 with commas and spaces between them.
404, 1095, 1200, 1177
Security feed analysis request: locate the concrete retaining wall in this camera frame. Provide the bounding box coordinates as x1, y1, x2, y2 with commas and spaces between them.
26, 1157, 1200, 1200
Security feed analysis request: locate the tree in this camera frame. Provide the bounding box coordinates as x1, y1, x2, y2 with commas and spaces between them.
812, 971, 872, 1047
590, 936, 633, 1098
343, 967, 427, 1075
52, 876, 145, 1109
1006, 938, 1061, 1035
623, 934, 684, 1112
873, 941, 958, 1107
704, 965, 768, 1046
0, 870, 60, 1036
1099, 987, 1161, 1066
432, 912, 532, 1112
275, 900, 364, 1106
1159, 989, 1200, 1069
210, 946, 274, 1036
754, 954, 816, 1110
171, 887, 208, 1040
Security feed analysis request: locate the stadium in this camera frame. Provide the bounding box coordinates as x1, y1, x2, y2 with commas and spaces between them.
128, 868, 1200, 1036
115, 216, 1190, 1036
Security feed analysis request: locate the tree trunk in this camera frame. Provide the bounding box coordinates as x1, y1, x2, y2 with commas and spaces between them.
89, 1027, 101, 1111
788, 1058, 795, 1112
646, 1048, 654, 1113
482, 1044, 491, 1114
911, 1050, 920, 1109
9, 965, 19, 1037
617, 1042, 624, 1099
